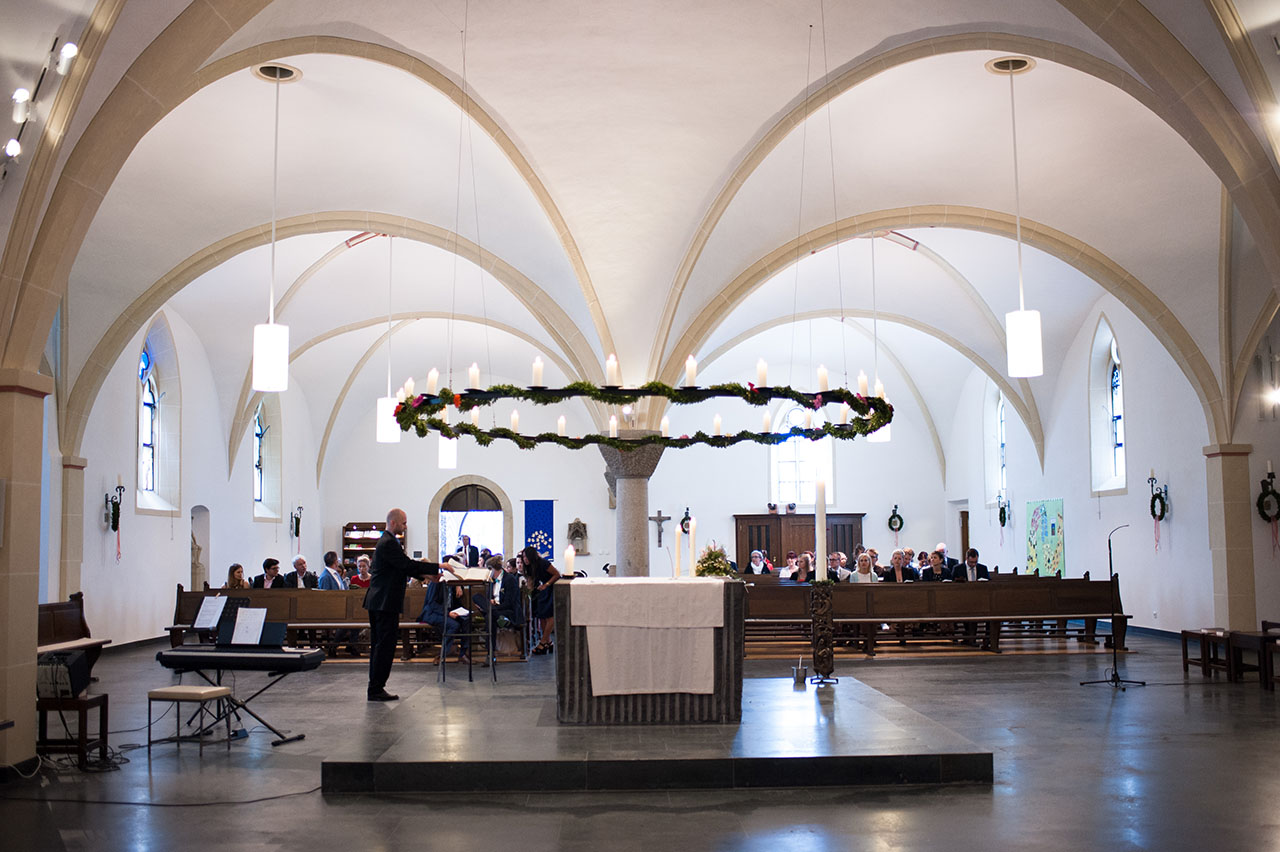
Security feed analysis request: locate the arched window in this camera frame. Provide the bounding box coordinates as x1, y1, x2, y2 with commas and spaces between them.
139, 349, 157, 493
997, 392, 1007, 497
770, 405, 833, 507
251, 394, 282, 520
983, 381, 1006, 505
1089, 316, 1126, 493
252, 405, 265, 504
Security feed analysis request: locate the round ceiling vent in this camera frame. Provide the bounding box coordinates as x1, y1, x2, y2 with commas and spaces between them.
252, 62, 302, 83
985, 56, 1035, 75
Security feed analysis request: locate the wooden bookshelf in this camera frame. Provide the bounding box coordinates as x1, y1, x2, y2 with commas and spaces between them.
342, 521, 406, 564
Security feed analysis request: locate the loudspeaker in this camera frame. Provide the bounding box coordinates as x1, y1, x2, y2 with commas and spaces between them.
37, 650, 90, 699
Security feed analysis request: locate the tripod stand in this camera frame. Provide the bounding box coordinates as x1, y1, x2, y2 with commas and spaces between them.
1081, 524, 1145, 690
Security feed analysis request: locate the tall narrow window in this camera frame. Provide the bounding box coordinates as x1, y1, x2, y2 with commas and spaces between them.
1089, 316, 1126, 493
139, 350, 157, 492
253, 405, 265, 504
997, 393, 1007, 497
1109, 342, 1125, 477
770, 405, 832, 507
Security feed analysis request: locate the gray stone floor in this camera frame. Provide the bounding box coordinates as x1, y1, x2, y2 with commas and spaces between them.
2, 633, 1276, 851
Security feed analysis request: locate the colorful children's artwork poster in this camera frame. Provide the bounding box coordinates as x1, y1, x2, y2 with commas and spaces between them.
1026, 499, 1065, 576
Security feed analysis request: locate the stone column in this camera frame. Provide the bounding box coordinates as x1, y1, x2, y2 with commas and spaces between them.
1203, 443, 1256, 630
59, 456, 87, 600
598, 431, 665, 577
0, 368, 54, 772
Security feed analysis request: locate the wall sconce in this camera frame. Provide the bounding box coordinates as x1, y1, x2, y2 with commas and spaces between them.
1148, 470, 1169, 522
290, 505, 303, 539
104, 484, 124, 531
55, 42, 78, 76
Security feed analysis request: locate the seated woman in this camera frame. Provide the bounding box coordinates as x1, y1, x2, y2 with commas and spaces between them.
349, 555, 372, 588
222, 563, 251, 590
418, 565, 471, 664
776, 550, 799, 579
522, 546, 561, 654
881, 549, 919, 582
920, 550, 951, 581
788, 553, 814, 583
743, 550, 772, 574
847, 552, 879, 582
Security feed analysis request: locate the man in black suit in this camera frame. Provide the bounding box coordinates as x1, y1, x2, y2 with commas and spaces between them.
364, 508, 441, 701
458, 535, 480, 568
951, 548, 990, 583
252, 557, 283, 588
285, 555, 317, 589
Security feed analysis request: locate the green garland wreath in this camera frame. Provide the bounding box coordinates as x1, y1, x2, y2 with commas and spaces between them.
887, 507, 904, 532
998, 504, 1007, 528
395, 381, 893, 451
1258, 489, 1280, 523
1150, 492, 1168, 522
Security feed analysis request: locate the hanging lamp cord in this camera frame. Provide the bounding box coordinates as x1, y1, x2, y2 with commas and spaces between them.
269, 74, 280, 324
1008, 67, 1025, 312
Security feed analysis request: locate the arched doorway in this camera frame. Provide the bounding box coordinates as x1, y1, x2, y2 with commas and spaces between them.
427, 476, 515, 561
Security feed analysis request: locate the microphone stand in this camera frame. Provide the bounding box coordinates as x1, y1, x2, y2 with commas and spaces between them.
1081, 524, 1144, 690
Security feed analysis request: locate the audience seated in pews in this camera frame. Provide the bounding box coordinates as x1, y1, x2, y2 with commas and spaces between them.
286, 555, 317, 589
349, 555, 372, 589
829, 552, 849, 581
789, 553, 814, 583
881, 549, 919, 582
848, 552, 879, 583
952, 548, 990, 582
223, 562, 251, 590
252, 557, 284, 588
921, 550, 951, 581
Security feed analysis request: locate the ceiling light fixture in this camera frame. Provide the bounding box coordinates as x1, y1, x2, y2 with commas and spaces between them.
3, 139, 19, 159
989, 56, 1043, 378
376, 236, 401, 443
55, 42, 78, 76
11, 89, 30, 124
251, 66, 290, 393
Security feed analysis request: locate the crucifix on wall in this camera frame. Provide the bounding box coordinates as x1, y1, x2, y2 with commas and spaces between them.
649, 510, 670, 547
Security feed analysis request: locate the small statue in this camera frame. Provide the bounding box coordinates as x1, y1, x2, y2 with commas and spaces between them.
568, 518, 589, 555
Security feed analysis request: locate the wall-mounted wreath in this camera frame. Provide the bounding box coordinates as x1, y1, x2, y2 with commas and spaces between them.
1150, 491, 1168, 522
887, 505, 904, 532
1258, 487, 1280, 523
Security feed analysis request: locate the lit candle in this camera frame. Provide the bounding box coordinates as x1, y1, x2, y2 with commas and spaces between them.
1149, 467, 1155, 480
815, 477, 828, 581
660, 416, 670, 437
426, 368, 439, 394
763, 410, 772, 432
817, 364, 829, 392
470, 409, 480, 427
1269, 460, 1274, 475
468, 362, 480, 388
689, 517, 697, 574
117, 474, 123, 489
396, 387, 407, 402
713, 414, 722, 436
609, 415, 618, 438
685, 355, 697, 387
510, 410, 519, 432
532, 356, 544, 386
804, 411, 813, 429
404, 376, 415, 397
874, 377, 885, 399
839, 403, 850, 424
675, 524, 682, 578
606, 354, 619, 386
857, 370, 869, 395
557, 415, 566, 437
757, 358, 768, 386
564, 545, 576, 575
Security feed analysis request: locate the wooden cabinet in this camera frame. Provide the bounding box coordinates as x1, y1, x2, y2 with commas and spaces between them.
733, 512, 864, 568
341, 521, 406, 564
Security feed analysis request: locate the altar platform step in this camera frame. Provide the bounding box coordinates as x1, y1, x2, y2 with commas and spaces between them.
321, 675, 992, 793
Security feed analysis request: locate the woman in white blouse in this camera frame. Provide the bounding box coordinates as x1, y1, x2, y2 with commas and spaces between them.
848, 552, 879, 582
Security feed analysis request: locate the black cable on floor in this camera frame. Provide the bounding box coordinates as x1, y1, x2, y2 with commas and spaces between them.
0, 785, 322, 807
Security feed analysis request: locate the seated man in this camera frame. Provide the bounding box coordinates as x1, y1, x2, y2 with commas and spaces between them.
317, 550, 348, 590
471, 556, 524, 631
419, 566, 471, 664
285, 555, 317, 589
951, 548, 990, 582
252, 557, 284, 588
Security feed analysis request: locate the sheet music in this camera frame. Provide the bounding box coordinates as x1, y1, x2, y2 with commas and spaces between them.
231, 608, 267, 645
193, 596, 228, 630
449, 606, 471, 618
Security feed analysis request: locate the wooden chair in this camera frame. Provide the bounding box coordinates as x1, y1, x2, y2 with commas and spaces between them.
147, 685, 232, 756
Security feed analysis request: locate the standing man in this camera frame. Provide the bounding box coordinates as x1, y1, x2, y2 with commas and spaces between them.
364, 508, 440, 701
459, 534, 480, 568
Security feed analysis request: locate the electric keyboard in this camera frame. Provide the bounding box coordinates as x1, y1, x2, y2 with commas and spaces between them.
156, 645, 325, 673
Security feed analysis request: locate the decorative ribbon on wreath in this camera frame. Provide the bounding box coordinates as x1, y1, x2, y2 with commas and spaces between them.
1150, 491, 1167, 553
887, 506, 904, 549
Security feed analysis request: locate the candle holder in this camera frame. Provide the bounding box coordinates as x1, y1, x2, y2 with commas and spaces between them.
808, 581, 838, 685
1148, 474, 1169, 522
104, 484, 124, 532
290, 505, 303, 539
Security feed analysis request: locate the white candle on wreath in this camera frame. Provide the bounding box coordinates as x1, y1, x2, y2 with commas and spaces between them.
660, 416, 670, 438
804, 411, 813, 429
817, 364, 829, 392
606, 354, 619, 385
609, 415, 618, 438
557, 415, 566, 437
510, 410, 519, 432
874, 377, 885, 399
757, 358, 768, 386
857, 370, 869, 395
470, 409, 480, 427
763, 410, 772, 432
404, 376, 415, 397
839, 403, 850, 425
468, 362, 480, 388
685, 355, 697, 387
426, 367, 439, 394
713, 414, 722, 436
532, 356, 544, 386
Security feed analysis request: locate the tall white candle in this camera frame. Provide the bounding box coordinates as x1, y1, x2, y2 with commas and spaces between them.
713, 414, 722, 436
857, 370, 869, 395
675, 525, 682, 578
117, 473, 123, 489
757, 358, 768, 386
815, 477, 828, 581
609, 415, 618, 438
471, 409, 480, 427
405, 376, 415, 397
763, 410, 772, 432
689, 517, 697, 575
660, 416, 670, 437
426, 367, 439, 394
1270, 460, 1275, 475
1149, 467, 1155, 480
468, 362, 480, 388
557, 415, 566, 437
817, 364, 829, 392
874, 377, 885, 399
839, 403, 850, 424
510, 410, 519, 432
564, 545, 576, 575
685, 355, 697, 386
804, 411, 813, 429
532, 356, 544, 386
606, 354, 619, 385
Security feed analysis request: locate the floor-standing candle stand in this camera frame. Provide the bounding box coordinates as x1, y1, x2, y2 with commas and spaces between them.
809, 581, 838, 684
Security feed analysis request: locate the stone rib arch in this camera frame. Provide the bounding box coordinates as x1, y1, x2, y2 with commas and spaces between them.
63, 211, 605, 461
654, 206, 1225, 447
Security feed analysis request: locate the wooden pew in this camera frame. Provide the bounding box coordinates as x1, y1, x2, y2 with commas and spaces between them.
38, 592, 111, 676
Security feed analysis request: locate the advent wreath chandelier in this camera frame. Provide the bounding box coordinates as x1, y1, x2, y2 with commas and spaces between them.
392, 378, 893, 452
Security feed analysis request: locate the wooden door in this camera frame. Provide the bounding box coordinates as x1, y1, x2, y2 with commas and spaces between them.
827, 514, 863, 558
959, 510, 970, 558
734, 514, 779, 567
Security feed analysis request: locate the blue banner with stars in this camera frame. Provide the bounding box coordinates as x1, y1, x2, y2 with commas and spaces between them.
524, 499, 554, 560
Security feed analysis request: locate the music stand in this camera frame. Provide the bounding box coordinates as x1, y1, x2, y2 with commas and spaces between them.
1081, 524, 1145, 690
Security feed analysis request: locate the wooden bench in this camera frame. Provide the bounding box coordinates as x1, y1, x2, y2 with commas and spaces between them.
38, 592, 110, 676
743, 575, 1128, 655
